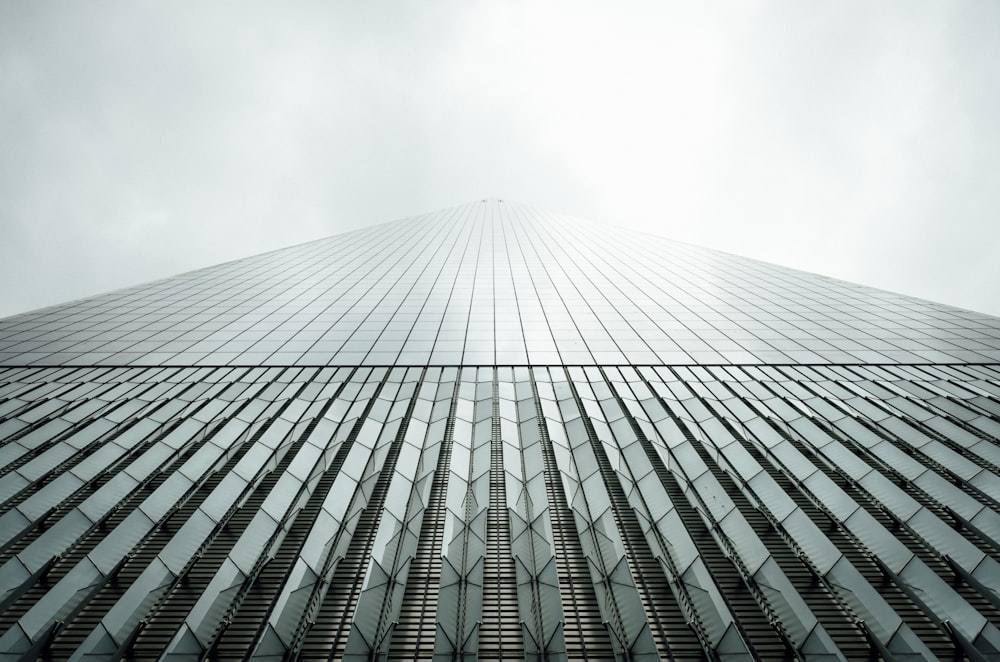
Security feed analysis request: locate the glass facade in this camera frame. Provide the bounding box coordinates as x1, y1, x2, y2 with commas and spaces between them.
2, 201, 999, 368
0, 201, 998, 660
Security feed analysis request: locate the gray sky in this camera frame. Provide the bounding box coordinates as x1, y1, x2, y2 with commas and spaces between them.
2, 1, 998, 319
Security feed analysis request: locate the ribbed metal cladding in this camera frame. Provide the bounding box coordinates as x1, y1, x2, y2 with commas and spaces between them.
0, 363, 998, 660
2, 201, 1000, 660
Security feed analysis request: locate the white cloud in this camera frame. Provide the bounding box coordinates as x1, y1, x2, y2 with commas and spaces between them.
1, 1, 998, 317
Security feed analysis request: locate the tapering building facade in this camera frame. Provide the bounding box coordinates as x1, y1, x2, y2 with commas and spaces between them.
0, 200, 999, 660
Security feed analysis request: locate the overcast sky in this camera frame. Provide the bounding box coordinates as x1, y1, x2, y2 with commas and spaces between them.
1, 1, 998, 320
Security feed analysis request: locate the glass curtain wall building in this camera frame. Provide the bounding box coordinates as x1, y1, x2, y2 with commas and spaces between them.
0, 200, 999, 660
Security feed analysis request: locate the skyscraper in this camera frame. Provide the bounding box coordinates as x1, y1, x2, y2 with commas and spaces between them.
0, 200, 998, 660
